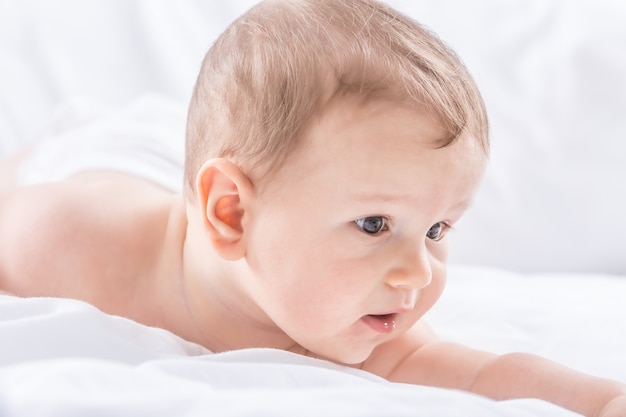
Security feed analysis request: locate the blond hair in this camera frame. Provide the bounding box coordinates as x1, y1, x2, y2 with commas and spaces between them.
184, 0, 489, 196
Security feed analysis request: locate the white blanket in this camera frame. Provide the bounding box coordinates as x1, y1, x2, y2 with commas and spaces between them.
2, 266, 625, 417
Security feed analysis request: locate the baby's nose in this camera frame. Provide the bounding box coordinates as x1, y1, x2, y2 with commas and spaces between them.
386, 251, 433, 291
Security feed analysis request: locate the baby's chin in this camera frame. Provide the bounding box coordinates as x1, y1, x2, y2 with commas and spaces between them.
302, 344, 375, 368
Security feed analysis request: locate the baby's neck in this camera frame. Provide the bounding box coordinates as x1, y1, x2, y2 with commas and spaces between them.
171, 207, 297, 353
133, 197, 192, 331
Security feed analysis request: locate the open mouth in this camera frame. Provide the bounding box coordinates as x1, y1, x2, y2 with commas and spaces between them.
362, 313, 397, 333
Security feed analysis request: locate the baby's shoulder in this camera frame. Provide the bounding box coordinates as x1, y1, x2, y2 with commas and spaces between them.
0, 173, 178, 300
361, 320, 438, 378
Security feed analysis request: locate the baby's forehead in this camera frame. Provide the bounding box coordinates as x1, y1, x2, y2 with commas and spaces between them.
311, 94, 471, 150
255, 94, 487, 193
299, 95, 484, 164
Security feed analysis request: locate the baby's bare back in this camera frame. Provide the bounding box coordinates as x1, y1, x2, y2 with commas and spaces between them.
0, 172, 182, 320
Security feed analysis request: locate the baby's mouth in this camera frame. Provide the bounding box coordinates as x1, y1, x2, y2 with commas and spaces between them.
362, 313, 397, 333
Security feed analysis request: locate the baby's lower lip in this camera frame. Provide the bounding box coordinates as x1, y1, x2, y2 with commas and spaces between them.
362, 314, 397, 333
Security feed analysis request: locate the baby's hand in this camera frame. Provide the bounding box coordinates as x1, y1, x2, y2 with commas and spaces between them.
598, 395, 626, 417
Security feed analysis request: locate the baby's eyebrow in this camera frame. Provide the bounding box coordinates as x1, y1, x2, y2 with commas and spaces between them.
352, 192, 473, 211
443, 197, 474, 211
351, 192, 412, 203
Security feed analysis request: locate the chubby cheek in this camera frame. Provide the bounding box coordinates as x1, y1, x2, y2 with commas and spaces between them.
246, 221, 320, 292
409, 259, 447, 331
247, 228, 366, 327
428, 239, 449, 290
424, 263, 447, 310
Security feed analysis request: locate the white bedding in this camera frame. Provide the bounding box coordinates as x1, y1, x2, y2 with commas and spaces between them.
4, 266, 624, 417
2, 1, 626, 416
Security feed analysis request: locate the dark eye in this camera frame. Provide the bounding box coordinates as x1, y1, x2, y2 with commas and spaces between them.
426, 222, 447, 241
355, 216, 388, 235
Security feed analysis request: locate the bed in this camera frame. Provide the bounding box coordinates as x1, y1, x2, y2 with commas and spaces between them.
1, 1, 625, 416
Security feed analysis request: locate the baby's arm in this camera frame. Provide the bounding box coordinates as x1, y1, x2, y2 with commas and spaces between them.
365, 323, 626, 417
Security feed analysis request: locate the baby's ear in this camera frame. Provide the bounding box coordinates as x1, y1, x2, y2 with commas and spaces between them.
196, 158, 254, 260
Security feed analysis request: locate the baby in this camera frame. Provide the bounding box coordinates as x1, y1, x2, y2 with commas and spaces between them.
0, 0, 624, 415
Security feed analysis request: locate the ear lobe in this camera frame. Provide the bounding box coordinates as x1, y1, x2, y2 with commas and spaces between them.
196, 158, 253, 260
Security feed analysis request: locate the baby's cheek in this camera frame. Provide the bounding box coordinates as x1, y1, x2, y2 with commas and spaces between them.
420, 262, 447, 310
429, 238, 451, 262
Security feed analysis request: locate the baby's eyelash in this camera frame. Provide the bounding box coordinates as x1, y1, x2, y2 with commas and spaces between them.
427, 221, 454, 241
354, 216, 390, 235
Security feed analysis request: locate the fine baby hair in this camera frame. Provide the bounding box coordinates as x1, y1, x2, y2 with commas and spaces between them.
184, 0, 489, 196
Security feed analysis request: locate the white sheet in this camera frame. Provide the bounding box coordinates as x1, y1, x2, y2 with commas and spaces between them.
2, 266, 625, 416
14, 96, 186, 192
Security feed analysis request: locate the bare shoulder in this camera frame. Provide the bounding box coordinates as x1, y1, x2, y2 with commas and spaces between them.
362, 321, 497, 388
0, 172, 180, 307
361, 320, 438, 377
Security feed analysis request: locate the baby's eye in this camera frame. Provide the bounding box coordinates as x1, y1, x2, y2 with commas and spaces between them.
426, 222, 448, 241
354, 216, 388, 235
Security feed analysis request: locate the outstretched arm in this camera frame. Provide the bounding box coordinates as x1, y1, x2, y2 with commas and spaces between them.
463, 345, 623, 417
365, 324, 626, 417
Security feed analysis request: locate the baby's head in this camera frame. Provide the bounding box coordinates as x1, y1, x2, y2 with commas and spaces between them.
184, 0, 489, 198
182, 0, 490, 363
